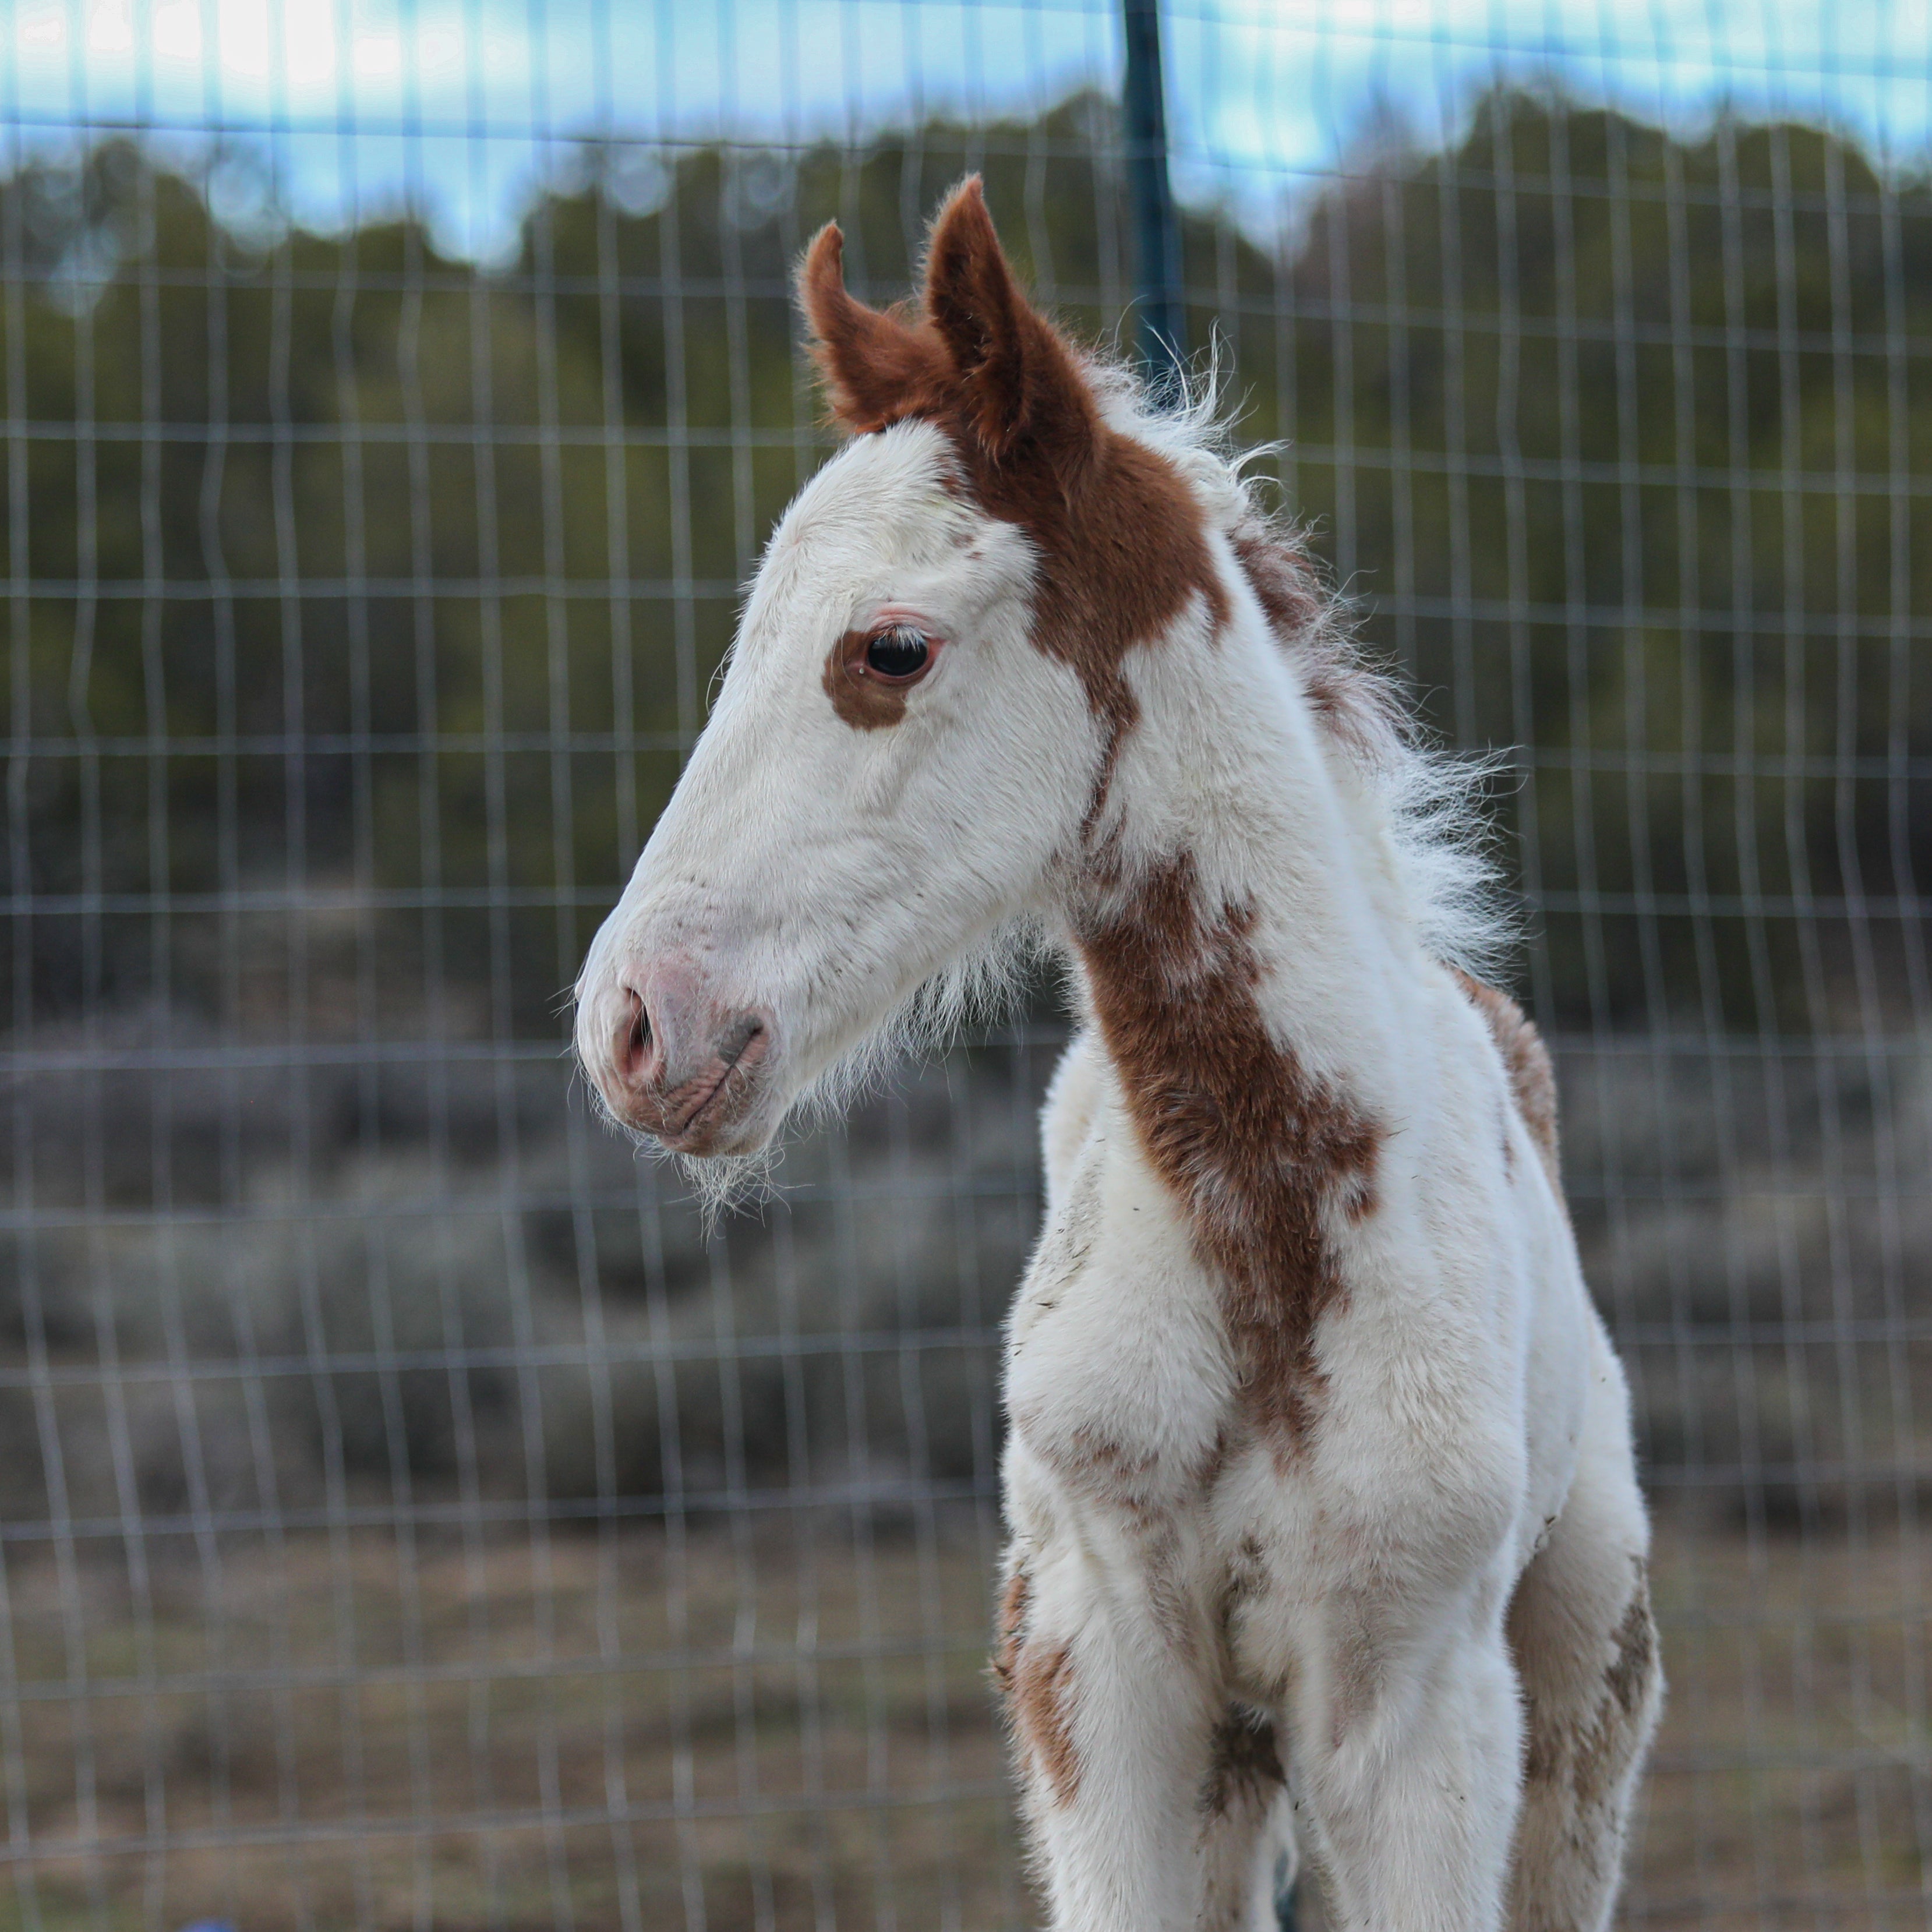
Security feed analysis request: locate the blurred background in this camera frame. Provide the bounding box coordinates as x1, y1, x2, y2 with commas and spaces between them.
1, 0, 1930, 1926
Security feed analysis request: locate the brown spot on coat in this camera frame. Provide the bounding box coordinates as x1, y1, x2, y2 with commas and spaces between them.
798, 179, 1228, 827
1602, 1576, 1659, 1725
955, 405, 1228, 834
1077, 850, 1383, 1451
1011, 1641, 1082, 1804
1047, 1422, 1164, 1524
1454, 969, 1562, 1188
992, 1564, 1029, 1696
1565, 1576, 1659, 1813
1199, 1704, 1286, 1823
822, 628, 914, 729
990, 1564, 1083, 1804
1521, 1561, 1661, 1818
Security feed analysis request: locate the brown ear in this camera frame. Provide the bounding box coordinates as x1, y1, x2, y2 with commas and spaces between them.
923, 177, 1093, 460
796, 222, 949, 433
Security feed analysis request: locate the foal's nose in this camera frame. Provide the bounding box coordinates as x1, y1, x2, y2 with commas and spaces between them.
614, 985, 660, 1089
594, 961, 774, 1150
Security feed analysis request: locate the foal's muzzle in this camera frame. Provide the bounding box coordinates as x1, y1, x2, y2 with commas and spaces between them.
578, 957, 776, 1155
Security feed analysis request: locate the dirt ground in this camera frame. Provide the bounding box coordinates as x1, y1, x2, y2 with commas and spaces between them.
0, 1507, 1923, 1930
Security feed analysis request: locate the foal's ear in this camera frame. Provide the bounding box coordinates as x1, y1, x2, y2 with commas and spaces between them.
923, 177, 1093, 460
796, 222, 949, 433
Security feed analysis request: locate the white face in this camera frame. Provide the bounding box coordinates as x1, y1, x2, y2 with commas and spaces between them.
574, 420, 1097, 1157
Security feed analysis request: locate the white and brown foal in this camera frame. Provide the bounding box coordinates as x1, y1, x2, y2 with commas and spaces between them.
575, 180, 1661, 1932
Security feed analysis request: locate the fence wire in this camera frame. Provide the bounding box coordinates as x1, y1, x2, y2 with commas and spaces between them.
1, 1, 1929, 1927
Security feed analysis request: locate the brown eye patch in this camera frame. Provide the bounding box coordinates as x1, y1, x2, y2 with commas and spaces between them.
822, 623, 938, 730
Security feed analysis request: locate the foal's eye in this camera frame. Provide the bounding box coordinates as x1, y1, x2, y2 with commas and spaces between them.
864, 626, 930, 679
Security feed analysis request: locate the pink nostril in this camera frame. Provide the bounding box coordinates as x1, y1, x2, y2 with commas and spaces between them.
618, 987, 654, 1083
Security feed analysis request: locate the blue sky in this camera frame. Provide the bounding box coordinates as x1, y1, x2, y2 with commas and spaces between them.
4, 0, 1929, 257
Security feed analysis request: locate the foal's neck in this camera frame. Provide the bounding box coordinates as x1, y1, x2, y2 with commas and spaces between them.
1066, 601, 1416, 1123
1057, 599, 1410, 1433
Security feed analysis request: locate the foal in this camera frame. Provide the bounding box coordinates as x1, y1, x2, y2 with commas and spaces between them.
575, 179, 1661, 1932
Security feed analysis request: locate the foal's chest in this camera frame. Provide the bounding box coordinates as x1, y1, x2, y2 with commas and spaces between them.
1004, 1121, 1239, 1516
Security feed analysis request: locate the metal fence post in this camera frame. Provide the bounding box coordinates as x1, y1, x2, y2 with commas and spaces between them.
1121, 0, 1184, 381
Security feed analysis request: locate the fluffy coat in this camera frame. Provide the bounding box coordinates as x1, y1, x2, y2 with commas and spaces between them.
574, 178, 1662, 1931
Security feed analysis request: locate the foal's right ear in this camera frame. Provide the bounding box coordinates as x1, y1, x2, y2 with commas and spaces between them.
796, 222, 949, 433
923, 177, 1094, 462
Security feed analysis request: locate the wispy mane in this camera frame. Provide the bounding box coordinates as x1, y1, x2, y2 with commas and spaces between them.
1087, 349, 1517, 984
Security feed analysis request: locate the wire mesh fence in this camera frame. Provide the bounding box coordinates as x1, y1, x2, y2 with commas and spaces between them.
1, 0, 1930, 1926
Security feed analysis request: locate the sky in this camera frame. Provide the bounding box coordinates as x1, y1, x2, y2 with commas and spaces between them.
3, 0, 1930, 257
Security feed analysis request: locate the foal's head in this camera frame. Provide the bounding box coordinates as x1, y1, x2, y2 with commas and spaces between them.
575, 179, 1238, 1159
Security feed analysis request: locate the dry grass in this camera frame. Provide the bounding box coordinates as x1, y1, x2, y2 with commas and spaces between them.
0, 1510, 1019, 1932
1632, 1514, 1932, 1929
0, 1510, 1923, 1930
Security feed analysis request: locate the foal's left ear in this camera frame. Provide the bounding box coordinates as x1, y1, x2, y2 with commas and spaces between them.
798, 221, 951, 434
923, 178, 1094, 462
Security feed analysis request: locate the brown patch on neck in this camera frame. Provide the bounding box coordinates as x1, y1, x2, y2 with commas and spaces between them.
1076, 850, 1383, 1451
946, 420, 1228, 824
1453, 970, 1562, 1188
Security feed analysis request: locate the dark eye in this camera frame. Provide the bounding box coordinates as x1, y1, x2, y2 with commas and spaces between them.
864, 625, 930, 679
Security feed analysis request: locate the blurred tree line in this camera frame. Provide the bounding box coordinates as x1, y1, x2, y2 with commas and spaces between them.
3, 89, 1929, 1039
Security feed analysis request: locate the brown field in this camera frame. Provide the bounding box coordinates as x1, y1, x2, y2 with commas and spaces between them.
0, 1509, 1923, 1930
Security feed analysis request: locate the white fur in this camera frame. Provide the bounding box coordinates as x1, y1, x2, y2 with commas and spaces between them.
575, 375, 1661, 1931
